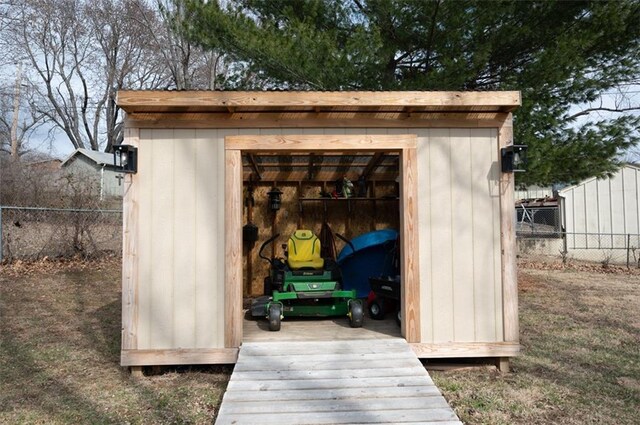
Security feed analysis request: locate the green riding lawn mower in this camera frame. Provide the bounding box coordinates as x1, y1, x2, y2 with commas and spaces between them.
251, 230, 364, 331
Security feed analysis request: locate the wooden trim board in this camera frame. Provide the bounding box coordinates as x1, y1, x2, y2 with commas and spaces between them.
400, 147, 420, 342
225, 149, 244, 348
225, 134, 416, 151
499, 113, 519, 343
410, 342, 520, 358
118, 90, 521, 113
121, 127, 139, 351
123, 112, 509, 129
224, 134, 420, 348
121, 348, 239, 366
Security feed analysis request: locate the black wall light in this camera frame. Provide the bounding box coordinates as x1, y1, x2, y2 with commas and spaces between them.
501, 145, 528, 173
267, 187, 283, 211
113, 145, 138, 174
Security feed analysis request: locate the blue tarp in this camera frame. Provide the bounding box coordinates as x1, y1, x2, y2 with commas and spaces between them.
337, 229, 399, 297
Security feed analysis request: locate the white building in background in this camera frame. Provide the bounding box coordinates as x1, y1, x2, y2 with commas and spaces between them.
558, 163, 640, 264
515, 185, 553, 201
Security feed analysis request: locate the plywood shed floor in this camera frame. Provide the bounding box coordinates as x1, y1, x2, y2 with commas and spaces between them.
243, 314, 402, 342
215, 339, 462, 425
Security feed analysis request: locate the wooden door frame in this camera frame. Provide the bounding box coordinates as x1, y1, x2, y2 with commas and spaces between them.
224, 134, 420, 347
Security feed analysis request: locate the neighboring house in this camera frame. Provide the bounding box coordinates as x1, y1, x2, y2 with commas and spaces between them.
26, 158, 62, 171
558, 163, 640, 264
60, 148, 123, 199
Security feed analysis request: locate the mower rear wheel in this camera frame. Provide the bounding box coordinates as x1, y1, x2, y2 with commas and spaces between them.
368, 298, 386, 320
268, 304, 282, 331
349, 301, 364, 328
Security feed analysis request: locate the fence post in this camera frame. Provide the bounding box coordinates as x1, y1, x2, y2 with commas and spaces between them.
627, 234, 631, 269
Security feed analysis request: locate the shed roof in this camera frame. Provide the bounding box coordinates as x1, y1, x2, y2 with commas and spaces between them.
117, 90, 521, 114
61, 148, 115, 168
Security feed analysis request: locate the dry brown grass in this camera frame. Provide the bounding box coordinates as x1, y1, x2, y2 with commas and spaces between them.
1, 259, 638, 424
432, 265, 640, 425
0, 258, 230, 424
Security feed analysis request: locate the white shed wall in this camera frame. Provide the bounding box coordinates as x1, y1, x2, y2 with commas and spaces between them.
133, 127, 503, 349
560, 165, 640, 239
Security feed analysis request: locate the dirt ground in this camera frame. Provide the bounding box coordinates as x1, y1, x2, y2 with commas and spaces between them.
1, 259, 638, 424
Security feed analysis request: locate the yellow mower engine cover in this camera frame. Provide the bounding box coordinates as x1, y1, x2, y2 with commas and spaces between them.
287, 230, 324, 270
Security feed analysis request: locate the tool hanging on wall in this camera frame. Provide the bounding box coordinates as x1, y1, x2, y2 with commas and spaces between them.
243, 175, 258, 297
243, 175, 258, 246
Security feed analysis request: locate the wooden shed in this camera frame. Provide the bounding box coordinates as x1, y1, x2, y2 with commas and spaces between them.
116, 90, 521, 368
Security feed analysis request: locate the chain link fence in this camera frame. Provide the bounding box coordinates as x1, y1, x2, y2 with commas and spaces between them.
518, 231, 640, 268
0, 206, 122, 262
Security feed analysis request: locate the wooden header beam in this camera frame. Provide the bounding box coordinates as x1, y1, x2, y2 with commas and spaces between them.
117, 90, 521, 113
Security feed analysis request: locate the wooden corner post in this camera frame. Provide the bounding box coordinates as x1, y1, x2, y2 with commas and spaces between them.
499, 113, 519, 343
225, 148, 243, 348
400, 145, 420, 343
122, 126, 139, 352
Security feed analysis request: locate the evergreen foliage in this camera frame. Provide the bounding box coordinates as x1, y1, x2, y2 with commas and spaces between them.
179, 0, 640, 185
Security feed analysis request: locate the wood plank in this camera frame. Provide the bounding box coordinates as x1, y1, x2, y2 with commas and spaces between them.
225, 134, 416, 151
222, 385, 442, 402
410, 342, 520, 358
429, 129, 455, 342
237, 351, 417, 363
499, 114, 519, 343
194, 129, 221, 348
450, 129, 475, 342
125, 112, 508, 129
215, 408, 459, 425
233, 358, 421, 373
400, 146, 420, 342
136, 130, 153, 349
117, 90, 521, 112
224, 148, 243, 348
149, 129, 175, 348
230, 366, 429, 381
121, 348, 238, 366
227, 375, 433, 391
121, 127, 139, 351
415, 129, 433, 343
172, 129, 197, 349
218, 396, 451, 415
239, 339, 409, 356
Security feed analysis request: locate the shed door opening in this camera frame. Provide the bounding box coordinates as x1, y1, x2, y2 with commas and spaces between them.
224, 134, 420, 348
241, 150, 402, 342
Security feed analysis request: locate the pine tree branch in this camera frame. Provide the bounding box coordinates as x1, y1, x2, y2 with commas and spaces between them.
567, 106, 640, 120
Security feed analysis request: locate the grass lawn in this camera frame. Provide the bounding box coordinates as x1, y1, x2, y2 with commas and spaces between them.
432, 265, 640, 425
1, 259, 639, 424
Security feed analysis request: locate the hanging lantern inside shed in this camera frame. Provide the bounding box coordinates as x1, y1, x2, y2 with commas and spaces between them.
267, 187, 283, 211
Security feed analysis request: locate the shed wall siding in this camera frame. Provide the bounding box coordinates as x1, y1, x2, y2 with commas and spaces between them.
417, 128, 502, 344
133, 127, 503, 348
137, 129, 226, 349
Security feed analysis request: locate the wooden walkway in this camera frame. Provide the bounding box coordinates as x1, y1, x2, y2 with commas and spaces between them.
215, 339, 462, 425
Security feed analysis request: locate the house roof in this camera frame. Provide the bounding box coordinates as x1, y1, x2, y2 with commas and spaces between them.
558, 163, 640, 195
61, 148, 115, 168
117, 90, 521, 114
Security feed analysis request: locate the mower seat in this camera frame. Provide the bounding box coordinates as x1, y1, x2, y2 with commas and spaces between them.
287, 230, 325, 270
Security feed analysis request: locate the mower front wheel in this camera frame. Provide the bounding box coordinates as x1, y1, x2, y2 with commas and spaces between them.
268, 304, 282, 331
349, 301, 364, 328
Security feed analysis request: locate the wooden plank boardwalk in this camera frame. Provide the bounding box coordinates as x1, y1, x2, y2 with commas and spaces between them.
215, 339, 462, 425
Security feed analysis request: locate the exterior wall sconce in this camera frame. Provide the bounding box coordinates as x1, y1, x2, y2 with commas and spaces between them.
267, 187, 283, 211
501, 145, 528, 173
113, 145, 138, 174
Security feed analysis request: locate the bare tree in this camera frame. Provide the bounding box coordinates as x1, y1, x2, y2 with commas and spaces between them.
4, 0, 171, 153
